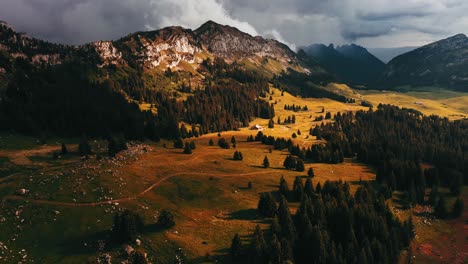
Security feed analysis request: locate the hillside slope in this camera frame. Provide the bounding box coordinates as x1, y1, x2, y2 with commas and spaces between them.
381, 34, 468, 91
302, 43, 385, 87
0, 20, 340, 139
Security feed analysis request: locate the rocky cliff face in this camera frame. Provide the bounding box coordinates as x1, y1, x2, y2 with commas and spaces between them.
0, 20, 300, 74
108, 21, 299, 71
0, 21, 70, 66
381, 34, 468, 90
194, 21, 296, 63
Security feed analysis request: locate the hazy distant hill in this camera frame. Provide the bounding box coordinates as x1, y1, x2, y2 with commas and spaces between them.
302, 43, 385, 87
368, 46, 418, 63
381, 34, 468, 91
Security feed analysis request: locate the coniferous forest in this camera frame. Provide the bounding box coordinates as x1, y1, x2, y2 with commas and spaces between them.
0, 53, 274, 139
238, 180, 414, 264
314, 105, 467, 200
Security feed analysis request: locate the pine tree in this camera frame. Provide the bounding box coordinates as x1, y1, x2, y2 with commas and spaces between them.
61, 143, 68, 155
78, 137, 92, 157
183, 142, 192, 154
452, 197, 464, 218
277, 196, 296, 241
304, 177, 315, 197
268, 119, 274, 128
280, 238, 293, 263
429, 184, 439, 206
157, 210, 175, 228
112, 210, 144, 244
307, 167, 314, 178
257, 192, 277, 217
279, 176, 290, 197
209, 138, 214, 146
283, 155, 296, 170
253, 225, 267, 262
263, 156, 270, 168
296, 159, 305, 172
131, 251, 148, 264
316, 182, 322, 194
434, 196, 448, 219
293, 176, 304, 201
270, 216, 281, 236
230, 233, 243, 261
173, 138, 184, 148
269, 234, 282, 264
189, 141, 196, 150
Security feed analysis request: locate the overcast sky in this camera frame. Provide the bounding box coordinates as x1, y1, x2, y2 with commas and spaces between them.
1, 0, 467, 49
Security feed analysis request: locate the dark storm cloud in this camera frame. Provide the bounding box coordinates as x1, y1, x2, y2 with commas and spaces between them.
1, 0, 467, 48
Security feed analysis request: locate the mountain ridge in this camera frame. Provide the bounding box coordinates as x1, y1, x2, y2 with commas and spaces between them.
381, 34, 468, 91
301, 43, 385, 87
0, 20, 304, 75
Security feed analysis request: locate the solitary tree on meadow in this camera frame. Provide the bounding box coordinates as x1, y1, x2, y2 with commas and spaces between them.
263, 156, 270, 168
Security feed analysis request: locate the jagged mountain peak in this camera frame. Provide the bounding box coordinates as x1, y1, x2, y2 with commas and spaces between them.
302, 42, 385, 86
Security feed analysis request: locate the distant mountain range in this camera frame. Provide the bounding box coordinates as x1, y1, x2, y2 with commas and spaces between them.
368, 47, 419, 63
381, 34, 468, 91
301, 43, 385, 87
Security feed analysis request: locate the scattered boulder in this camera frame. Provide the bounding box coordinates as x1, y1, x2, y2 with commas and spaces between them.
16, 189, 28, 195
122, 244, 134, 257
97, 253, 112, 264
135, 239, 141, 246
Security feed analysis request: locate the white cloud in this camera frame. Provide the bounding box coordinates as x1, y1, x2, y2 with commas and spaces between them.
263, 29, 297, 51
146, 0, 258, 36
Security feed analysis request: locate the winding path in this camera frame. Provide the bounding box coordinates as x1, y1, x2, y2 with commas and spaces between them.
2, 170, 277, 207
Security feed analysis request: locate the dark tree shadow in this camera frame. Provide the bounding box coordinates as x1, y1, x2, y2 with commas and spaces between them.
226, 209, 258, 220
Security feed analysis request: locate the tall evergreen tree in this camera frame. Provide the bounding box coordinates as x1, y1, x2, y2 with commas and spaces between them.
452, 197, 464, 218
230, 233, 243, 261
277, 196, 296, 241
268, 119, 274, 128
61, 143, 68, 155
253, 225, 267, 263
263, 156, 270, 168
279, 176, 290, 197
304, 177, 315, 197
257, 192, 277, 217
183, 142, 192, 154
269, 234, 282, 264
296, 159, 305, 172
293, 176, 304, 201
307, 167, 314, 178
434, 196, 448, 219
78, 137, 92, 157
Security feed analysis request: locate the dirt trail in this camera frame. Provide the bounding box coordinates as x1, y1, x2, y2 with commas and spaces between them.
2, 170, 277, 207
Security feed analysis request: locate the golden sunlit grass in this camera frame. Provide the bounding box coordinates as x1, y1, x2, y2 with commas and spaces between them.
240, 87, 367, 148
360, 89, 467, 120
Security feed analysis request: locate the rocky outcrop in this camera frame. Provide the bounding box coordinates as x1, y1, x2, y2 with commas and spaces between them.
194, 21, 296, 63
0, 20, 301, 73
89, 41, 123, 67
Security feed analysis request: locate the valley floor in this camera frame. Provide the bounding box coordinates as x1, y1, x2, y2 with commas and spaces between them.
0, 88, 466, 263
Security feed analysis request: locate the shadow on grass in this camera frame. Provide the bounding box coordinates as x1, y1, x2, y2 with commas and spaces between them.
226, 208, 258, 220
60, 223, 168, 256
59, 229, 111, 255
